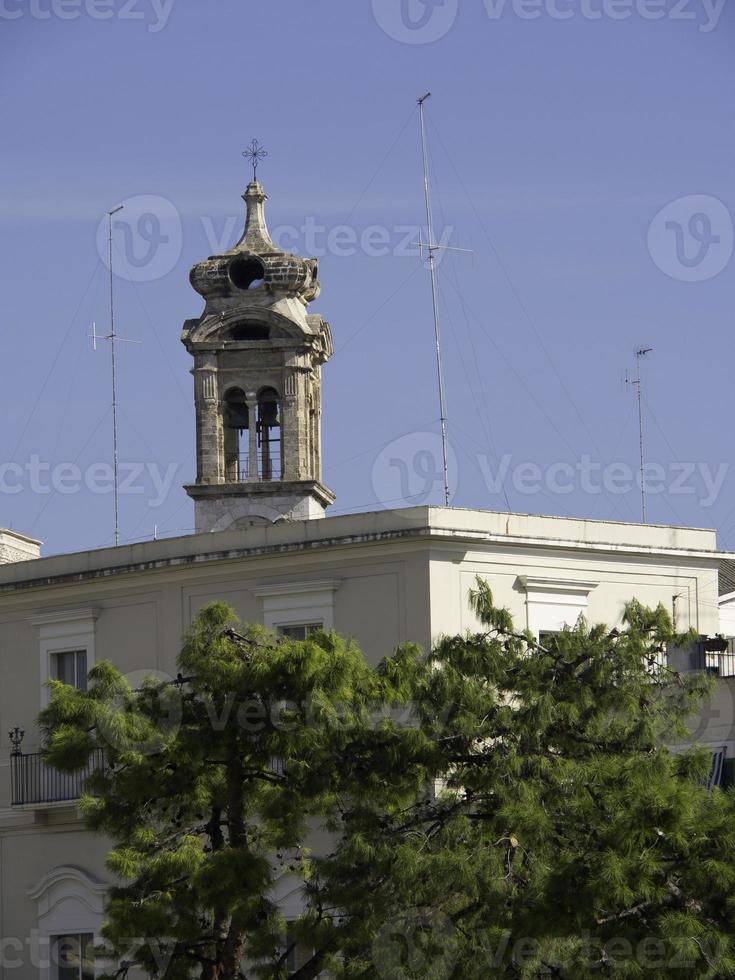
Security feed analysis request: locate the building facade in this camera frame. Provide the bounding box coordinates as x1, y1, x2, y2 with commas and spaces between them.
0, 176, 733, 978
0, 508, 730, 977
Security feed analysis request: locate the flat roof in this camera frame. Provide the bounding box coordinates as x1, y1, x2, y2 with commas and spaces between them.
0, 506, 723, 596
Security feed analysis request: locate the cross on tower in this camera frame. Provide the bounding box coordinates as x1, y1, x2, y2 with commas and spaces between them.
242, 139, 268, 182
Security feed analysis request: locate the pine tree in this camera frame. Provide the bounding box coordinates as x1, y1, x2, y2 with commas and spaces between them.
40, 603, 397, 980
40, 587, 735, 979
313, 580, 735, 978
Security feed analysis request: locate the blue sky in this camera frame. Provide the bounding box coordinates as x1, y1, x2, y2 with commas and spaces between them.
1, 0, 734, 556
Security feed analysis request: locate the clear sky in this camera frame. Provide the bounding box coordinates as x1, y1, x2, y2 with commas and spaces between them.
1, 0, 734, 556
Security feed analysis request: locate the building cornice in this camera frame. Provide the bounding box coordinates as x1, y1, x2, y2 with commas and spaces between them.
29, 607, 100, 627
251, 579, 341, 598
517, 576, 599, 596
28, 864, 108, 902
0, 508, 723, 597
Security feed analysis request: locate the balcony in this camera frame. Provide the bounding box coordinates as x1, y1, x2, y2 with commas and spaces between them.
224, 444, 282, 483
698, 637, 735, 677
667, 637, 735, 678
10, 748, 105, 807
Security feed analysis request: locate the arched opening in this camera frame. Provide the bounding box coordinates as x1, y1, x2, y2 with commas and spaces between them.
230, 323, 270, 342
229, 256, 265, 290
223, 388, 250, 482
257, 387, 282, 481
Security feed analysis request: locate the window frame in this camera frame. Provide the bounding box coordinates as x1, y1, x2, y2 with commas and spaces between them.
51, 932, 95, 980
50, 649, 89, 692
517, 576, 598, 638
278, 623, 323, 641
283, 922, 316, 973
252, 581, 340, 634
28, 866, 108, 980
708, 746, 728, 790
30, 609, 98, 707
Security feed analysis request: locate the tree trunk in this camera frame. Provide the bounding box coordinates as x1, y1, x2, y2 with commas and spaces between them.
201, 803, 228, 980
219, 749, 247, 979
221, 921, 247, 980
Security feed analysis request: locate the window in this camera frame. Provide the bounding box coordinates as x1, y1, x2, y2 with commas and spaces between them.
50, 650, 88, 691
538, 630, 560, 647
284, 923, 315, 973
28, 866, 107, 980
31, 609, 98, 708
708, 747, 727, 791
230, 323, 270, 341
516, 577, 598, 637
52, 934, 94, 980
278, 623, 322, 641
252, 580, 340, 633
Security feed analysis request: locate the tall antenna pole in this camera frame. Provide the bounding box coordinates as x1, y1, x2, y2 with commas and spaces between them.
108, 205, 124, 546
632, 347, 653, 523
417, 92, 450, 507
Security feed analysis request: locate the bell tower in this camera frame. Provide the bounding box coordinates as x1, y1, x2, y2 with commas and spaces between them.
182, 163, 335, 532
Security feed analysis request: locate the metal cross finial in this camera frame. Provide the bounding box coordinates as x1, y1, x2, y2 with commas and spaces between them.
242, 139, 268, 182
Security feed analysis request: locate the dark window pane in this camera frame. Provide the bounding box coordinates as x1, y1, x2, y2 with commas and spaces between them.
51, 650, 87, 690
76, 650, 88, 692
53, 934, 94, 980
279, 624, 322, 641
538, 631, 560, 646
81, 934, 95, 980
285, 923, 314, 972
52, 652, 75, 685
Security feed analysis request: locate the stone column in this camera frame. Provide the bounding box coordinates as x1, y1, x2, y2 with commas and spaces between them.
311, 370, 322, 481
280, 369, 301, 481
247, 396, 259, 481
195, 359, 220, 484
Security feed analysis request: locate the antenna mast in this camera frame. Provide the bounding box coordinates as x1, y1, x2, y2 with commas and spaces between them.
107, 205, 124, 546
417, 93, 450, 507
93, 206, 141, 546
631, 346, 653, 523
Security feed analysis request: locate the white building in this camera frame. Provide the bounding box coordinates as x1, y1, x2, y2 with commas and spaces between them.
0, 177, 732, 978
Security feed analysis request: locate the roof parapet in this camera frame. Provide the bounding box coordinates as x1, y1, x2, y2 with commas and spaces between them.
0, 529, 42, 565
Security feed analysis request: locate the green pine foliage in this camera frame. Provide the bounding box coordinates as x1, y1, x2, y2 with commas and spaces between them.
313, 580, 735, 978
41, 604, 386, 979
39, 584, 735, 979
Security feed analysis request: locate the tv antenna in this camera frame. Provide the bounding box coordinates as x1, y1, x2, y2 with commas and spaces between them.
416, 93, 472, 507
626, 346, 653, 524
90, 204, 141, 547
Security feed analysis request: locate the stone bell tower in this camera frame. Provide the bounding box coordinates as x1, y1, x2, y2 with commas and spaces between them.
182, 168, 335, 532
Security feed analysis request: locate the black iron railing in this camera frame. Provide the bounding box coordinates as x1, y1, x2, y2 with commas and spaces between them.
666, 638, 735, 678
10, 748, 105, 806
224, 452, 250, 482
693, 638, 735, 678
